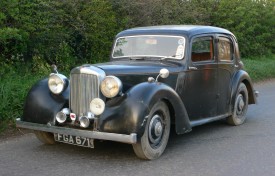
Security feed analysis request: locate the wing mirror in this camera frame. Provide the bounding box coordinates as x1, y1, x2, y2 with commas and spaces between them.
148, 68, 170, 83
159, 68, 169, 79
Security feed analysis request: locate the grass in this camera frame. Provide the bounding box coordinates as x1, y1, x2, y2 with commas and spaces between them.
0, 69, 47, 133
0, 54, 275, 133
243, 54, 275, 82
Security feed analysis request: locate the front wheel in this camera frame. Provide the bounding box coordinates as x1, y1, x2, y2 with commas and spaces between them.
227, 83, 248, 126
132, 101, 170, 160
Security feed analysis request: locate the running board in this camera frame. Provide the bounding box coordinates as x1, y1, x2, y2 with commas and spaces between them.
190, 114, 229, 127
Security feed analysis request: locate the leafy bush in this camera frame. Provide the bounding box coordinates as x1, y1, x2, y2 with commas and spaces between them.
31, 55, 51, 75
0, 68, 47, 130
1, 0, 274, 65
211, 0, 275, 57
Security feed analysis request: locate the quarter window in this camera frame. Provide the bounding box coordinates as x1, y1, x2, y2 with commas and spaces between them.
191, 36, 214, 62
218, 37, 233, 61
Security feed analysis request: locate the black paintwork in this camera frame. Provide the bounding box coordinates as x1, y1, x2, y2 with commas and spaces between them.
95, 61, 182, 91
21, 25, 257, 138
99, 82, 191, 135
22, 79, 69, 124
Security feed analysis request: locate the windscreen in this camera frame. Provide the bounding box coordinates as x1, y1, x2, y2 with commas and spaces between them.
112, 35, 186, 59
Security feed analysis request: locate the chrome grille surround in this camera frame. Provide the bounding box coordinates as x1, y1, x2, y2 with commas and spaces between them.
70, 65, 106, 117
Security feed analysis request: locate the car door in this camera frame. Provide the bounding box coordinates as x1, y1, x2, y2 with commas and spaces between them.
183, 35, 218, 120
216, 35, 236, 115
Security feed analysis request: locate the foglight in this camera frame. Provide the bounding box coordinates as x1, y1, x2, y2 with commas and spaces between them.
79, 116, 90, 128
56, 111, 67, 124
79, 112, 94, 128
90, 98, 105, 116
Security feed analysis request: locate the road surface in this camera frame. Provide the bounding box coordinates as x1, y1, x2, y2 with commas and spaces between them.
0, 81, 274, 176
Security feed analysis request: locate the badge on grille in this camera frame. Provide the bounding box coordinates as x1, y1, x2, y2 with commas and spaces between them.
70, 113, 76, 121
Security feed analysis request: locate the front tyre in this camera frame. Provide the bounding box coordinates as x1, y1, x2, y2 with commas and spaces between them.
34, 131, 55, 144
133, 101, 170, 160
227, 83, 248, 126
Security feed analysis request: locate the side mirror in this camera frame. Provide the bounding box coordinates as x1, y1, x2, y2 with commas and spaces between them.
154, 68, 169, 82
159, 68, 169, 78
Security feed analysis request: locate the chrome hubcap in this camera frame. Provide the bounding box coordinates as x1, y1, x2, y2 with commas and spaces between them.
149, 114, 164, 147
236, 94, 245, 116
155, 122, 163, 137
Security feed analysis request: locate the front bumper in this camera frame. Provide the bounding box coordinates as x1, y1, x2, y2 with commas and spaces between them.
16, 118, 137, 144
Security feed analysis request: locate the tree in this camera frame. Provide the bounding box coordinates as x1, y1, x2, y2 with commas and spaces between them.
211, 0, 275, 57
0, 0, 27, 63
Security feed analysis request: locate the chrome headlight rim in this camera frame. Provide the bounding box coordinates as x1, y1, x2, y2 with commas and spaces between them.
48, 73, 68, 95
100, 75, 122, 98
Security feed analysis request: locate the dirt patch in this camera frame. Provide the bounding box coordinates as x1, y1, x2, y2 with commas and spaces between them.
254, 78, 275, 85
0, 127, 32, 141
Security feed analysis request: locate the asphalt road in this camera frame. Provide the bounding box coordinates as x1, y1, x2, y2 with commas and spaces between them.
1, 81, 275, 176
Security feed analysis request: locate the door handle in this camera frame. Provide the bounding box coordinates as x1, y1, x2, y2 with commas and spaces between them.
189, 66, 198, 70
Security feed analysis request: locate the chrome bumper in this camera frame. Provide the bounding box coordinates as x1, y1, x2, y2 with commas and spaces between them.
16, 118, 137, 144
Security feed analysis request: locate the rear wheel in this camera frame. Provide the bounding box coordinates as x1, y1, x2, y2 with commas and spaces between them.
132, 101, 170, 160
227, 83, 248, 125
34, 131, 55, 144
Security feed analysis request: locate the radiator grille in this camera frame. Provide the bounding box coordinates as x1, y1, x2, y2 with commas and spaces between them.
70, 73, 99, 117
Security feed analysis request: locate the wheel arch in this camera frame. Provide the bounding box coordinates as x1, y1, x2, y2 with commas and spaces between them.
162, 99, 175, 125
22, 78, 69, 124
231, 70, 257, 108
107, 82, 192, 136
242, 78, 256, 104
142, 83, 191, 135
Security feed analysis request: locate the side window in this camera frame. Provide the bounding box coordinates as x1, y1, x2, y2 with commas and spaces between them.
191, 36, 214, 62
218, 37, 233, 61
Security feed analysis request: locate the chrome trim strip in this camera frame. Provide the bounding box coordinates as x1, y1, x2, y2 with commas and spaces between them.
16, 119, 137, 144
70, 65, 106, 79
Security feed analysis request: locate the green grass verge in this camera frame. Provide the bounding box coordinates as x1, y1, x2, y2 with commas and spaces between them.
0, 54, 274, 133
243, 54, 275, 82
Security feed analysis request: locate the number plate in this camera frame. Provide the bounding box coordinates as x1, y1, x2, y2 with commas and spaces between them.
54, 133, 94, 148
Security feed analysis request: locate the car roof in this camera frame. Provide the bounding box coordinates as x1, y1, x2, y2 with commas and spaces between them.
116, 25, 234, 38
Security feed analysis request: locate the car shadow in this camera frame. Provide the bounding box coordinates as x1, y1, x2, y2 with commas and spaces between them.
34, 119, 236, 161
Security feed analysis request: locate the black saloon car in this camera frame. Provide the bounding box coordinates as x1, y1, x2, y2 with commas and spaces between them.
16, 25, 258, 160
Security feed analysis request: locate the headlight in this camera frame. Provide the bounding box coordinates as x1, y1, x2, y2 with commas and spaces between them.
48, 74, 68, 94
100, 76, 122, 98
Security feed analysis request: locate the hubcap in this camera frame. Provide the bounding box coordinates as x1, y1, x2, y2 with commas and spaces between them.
155, 122, 163, 137
149, 114, 164, 147
236, 94, 245, 116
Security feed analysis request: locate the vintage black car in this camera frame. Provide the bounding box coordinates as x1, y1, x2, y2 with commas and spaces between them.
16, 25, 258, 160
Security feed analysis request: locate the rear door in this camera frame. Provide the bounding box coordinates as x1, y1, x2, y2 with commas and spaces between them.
216, 35, 236, 115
